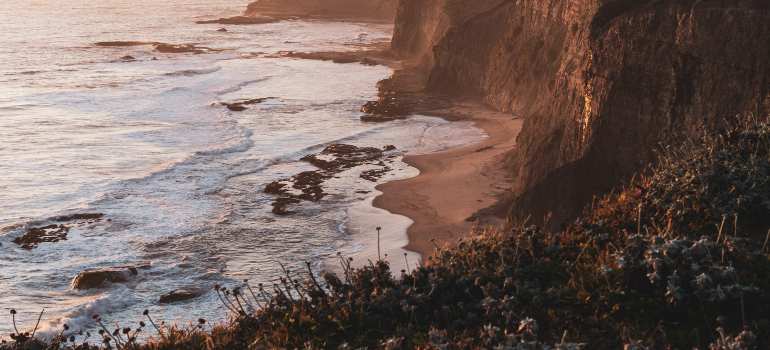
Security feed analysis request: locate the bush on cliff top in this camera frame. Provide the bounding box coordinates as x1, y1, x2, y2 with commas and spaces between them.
4, 115, 770, 350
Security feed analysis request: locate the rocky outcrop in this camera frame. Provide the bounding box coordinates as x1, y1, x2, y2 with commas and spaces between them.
392, 0, 770, 227
244, 0, 399, 21
71, 266, 141, 290
265, 144, 395, 215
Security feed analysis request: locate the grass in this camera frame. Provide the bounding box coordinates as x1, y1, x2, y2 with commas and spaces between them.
3, 115, 770, 349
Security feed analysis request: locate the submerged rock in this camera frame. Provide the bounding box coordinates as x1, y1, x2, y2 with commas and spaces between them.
159, 286, 207, 303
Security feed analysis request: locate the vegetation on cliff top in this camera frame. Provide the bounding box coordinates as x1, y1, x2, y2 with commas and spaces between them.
4, 115, 770, 349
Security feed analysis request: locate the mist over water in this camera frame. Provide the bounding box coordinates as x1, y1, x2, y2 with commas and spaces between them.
0, 0, 487, 337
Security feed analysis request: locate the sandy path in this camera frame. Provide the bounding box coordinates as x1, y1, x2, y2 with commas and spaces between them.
373, 102, 523, 260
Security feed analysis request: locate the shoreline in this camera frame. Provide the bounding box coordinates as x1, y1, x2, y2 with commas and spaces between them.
372, 102, 522, 260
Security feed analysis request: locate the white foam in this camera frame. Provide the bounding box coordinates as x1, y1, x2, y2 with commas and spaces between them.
35, 286, 137, 341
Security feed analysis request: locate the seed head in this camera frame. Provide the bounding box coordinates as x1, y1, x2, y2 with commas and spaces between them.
376, 227, 382, 231
139, 321, 146, 327
10, 309, 16, 315
198, 318, 206, 324
142, 309, 149, 316
122, 327, 130, 334
92, 314, 99, 319
98, 330, 104, 335
214, 284, 221, 291
69, 335, 76, 343
63, 324, 70, 331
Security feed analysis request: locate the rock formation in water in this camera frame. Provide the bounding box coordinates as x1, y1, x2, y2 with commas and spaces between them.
392, 0, 770, 227
245, 0, 399, 20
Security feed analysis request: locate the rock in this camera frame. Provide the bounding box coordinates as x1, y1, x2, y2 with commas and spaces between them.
158, 286, 207, 303
71, 266, 139, 290
121, 55, 135, 60
218, 98, 272, 111
383, 145, 397, 151
12, 213, 105, 249
154, 44, 202, 53
196, 16, 278, 25
217, 28, 228, 32
265, 144, 390, 214
94, 41, 156, 47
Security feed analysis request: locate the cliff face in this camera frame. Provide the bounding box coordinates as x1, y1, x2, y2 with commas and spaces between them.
245, 0, 399, 20
393, 0, 770, 226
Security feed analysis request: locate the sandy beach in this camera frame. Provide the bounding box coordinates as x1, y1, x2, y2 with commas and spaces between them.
373, 102, 523, 260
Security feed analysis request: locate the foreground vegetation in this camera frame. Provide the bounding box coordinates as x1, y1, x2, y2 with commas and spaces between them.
4, 115, 770, 349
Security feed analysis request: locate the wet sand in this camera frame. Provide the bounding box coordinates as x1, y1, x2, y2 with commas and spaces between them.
373, 102, 523, 260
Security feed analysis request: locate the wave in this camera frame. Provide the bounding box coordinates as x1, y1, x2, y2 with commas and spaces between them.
211, 77, 271, 95
164, 66, 222, 77
34, 285, 137, 340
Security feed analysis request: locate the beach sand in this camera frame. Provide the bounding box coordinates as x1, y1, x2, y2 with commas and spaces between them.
373, 102, 523, 260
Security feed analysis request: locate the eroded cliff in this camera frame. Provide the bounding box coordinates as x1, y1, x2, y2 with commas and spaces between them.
393, 0, 770, 226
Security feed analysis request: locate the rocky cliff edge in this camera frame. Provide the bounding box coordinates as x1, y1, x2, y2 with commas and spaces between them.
392, 0, 770, 227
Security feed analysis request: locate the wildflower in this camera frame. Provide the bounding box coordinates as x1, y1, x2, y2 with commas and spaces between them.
597, 265, 614, 279
665, 283, 682, 305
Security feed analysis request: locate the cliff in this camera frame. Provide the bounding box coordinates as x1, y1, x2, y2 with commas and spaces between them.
393, 0, 770, 227
245, 0, 399, 21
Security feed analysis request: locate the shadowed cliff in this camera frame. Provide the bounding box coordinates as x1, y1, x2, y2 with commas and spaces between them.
392, 0, 770, 228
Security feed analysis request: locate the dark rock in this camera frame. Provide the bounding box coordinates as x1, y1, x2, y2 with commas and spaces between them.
154, 44, 202, 53
217, 28, 228, 32
383, 145, 397, 151
71, 266, 139, 290
12, 213, 105, 249
121, 55, 135, 60
12, 224, 68, 250
94, 41, 156, 47
196, 16, 278, 25
158, 286, 207, 303
218, 98, 272, 112
55, 213, 104, 222
359, 68, 454, 122
265, 144, 391, 214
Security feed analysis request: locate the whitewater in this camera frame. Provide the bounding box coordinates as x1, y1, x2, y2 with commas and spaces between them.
0, 0, 487, 337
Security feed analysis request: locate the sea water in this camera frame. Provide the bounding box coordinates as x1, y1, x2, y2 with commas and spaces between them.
0, 0, 487, 337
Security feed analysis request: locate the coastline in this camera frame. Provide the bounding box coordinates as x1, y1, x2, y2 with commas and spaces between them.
372, 102, 523, 260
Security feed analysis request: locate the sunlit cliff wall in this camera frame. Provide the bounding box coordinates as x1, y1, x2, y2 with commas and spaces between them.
393, 0, 770, 226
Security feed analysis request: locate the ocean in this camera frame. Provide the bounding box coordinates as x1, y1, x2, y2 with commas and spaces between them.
0, 0, 487, 337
